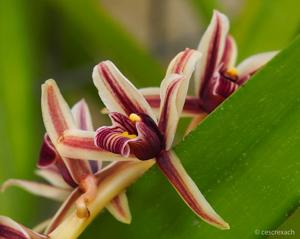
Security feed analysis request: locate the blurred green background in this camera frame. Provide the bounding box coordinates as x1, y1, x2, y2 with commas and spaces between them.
0, 0, 299, 237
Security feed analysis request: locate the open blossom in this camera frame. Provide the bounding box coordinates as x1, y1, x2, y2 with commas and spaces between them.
2, 99, 132, 228
141, 10, 278, 132
58, 48, 230, 229
0, 81, 153, 239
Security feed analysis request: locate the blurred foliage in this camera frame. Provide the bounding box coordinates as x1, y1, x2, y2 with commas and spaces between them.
232, 0, 300, 60
0, 0, 40, 224
190, 0, 222, 24
0, 0, 299, 237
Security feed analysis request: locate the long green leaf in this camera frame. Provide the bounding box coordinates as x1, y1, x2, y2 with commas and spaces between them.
82, 36, 300, 238
47, 0, 163, 87
233, 0, 300, 60
0, 0, 40, 224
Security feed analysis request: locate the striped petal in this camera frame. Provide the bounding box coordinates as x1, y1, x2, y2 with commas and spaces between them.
237, 51, 278, 84
72, 99, 101, 173
156, 151, 229, 230
158, 74, 185, 150
0, 216, 48, 239
106, 191, 132, 224
41, 80, 92, 184
57, 129, 137, 162
221, 35, 237, 70
195, 10, 229, 97
182, 96, 206, 117
92, 61, 155, 120
139, 87, 161, 116
1, 179, 71, 202
49, 160, 155, 239
35, 169, 71, 189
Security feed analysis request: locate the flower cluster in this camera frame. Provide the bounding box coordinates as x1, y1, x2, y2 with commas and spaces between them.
0, 11, 277, 239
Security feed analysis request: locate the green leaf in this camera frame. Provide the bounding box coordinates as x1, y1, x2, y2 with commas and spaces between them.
47, 0, 164, 87
82, 36, 300, 238
0, 0, 40, 223
232, 0, 300, 60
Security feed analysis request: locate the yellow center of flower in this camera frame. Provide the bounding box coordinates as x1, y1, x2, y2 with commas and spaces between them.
129, 113, 141, 122
121, 131, 137, 139
225, 67, 239, 79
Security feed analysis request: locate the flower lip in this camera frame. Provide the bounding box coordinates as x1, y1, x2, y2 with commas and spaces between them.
95, 112, 164, 161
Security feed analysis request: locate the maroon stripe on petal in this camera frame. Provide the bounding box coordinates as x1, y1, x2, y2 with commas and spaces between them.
109, 112, 137, 134
47, 84, 69, 136
221, 35, 236, 71
173, 49, 194, 74
98, 64, 145, 115
183, 97, 206, 115
156, 151, 228, 229
145, 96, 161, 109
95, 127, 131, 157
199, 15, 224, 98
158, 78, 182, 139
0, 225, 28, 239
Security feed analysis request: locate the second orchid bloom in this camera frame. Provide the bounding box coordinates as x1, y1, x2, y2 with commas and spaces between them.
58, 48, 229, 230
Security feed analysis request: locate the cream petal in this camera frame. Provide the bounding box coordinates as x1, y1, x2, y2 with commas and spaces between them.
106, 191, 132, 224
1, 179, 71, 202
237, 51, 278, 84
35, 169, 72, 189
92, 61, 156, 120
158, 74, 185, 150
156, 151, 230, 230
195, 10, 229, 96
139, 87, 161, 117
221, 35, 238, 70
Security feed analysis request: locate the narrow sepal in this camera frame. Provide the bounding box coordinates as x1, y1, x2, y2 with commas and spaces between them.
106, 191, 132, 224
156, 151, 230, 230
158, 74, 185, 150
41, 80, 92, 184
1, 179, 70, 202
92, 61, 155, 120
35, 169, 72, 189
195, 10, 229, 96
237, 51, 278, 84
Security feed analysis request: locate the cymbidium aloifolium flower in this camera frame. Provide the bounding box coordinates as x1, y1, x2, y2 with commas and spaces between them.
0, 82, 153, 238
141, 10, 278, 133
58, 48, 230, 230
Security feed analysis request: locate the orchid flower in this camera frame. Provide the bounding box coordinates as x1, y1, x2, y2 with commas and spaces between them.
0, 81, 154, 239
141, 10, 278, 132
57, 48, 230, 230
2, 99, 132, 225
